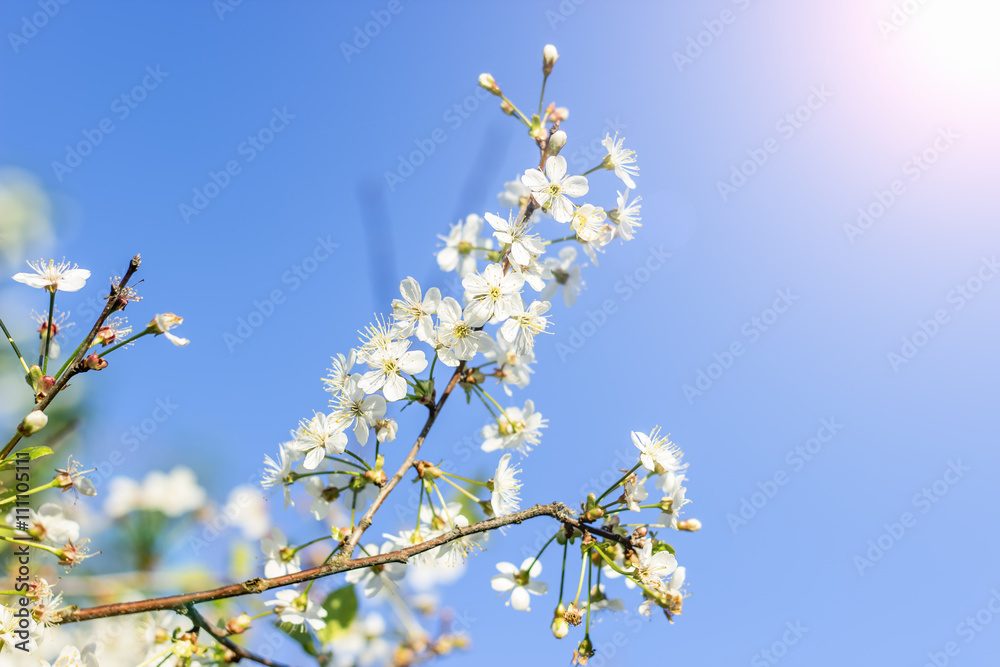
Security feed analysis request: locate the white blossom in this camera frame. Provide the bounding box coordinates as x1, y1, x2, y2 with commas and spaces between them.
540, 246, 582, 307
358, 339, 428, 402
437, 214, 493, 277
481, 399, 547, 455
490, 453, 522, 518
435, 296, 491, 366
391, 277, 440, 342
521, 155, 589, 223
484, 211, 544, 266
293, 412, 348, 469
462, 263, 524, 326
491, 558, 547, 611
12, 258, 90, 292
601, 133, 639, 188
332, 375, 386, 445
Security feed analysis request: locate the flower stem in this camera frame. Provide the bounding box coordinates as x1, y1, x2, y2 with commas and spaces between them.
594, 462, 642, 505
97, 330, 149, 358
538, 74, 549, 118
525, 531, 558, 578
437, 474, 481, 504
573, 546, 589, 606
499, 94, 531, 126
344, 449, 372, 471
0, 479, 59, 506
0, 316, 29, 374
439, 470, 489, 488
558, 539, 568, 603
543, 234, 578, 246
292, 535, 333, 555
40, 290, 55, 373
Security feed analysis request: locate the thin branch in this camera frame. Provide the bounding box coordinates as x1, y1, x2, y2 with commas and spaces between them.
182, 604, 294, 667
58, 502, 604, 625
0, 254, 142, 460
340, 363, 466, 557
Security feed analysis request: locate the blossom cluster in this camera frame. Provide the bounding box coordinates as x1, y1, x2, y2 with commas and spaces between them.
0, 44, 699, 667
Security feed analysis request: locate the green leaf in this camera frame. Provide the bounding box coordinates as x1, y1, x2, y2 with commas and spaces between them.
276, 620, 320, 658
0, 446, 53, 470
316, 584, 358, 643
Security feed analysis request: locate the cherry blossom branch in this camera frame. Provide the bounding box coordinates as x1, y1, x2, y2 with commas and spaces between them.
181, 603, 293, 667
0, 254, 142, 460
340, 362, 466, 557
56, 501, 627, 625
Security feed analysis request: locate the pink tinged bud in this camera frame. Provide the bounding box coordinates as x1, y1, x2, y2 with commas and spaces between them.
678, 518, 702, 532
85, 354, 108, 371
18, 410, 48, 436
500, 100, 514, 115
478, 73, 501, 96
543, 44, 559, 74
35, 375, 56, 400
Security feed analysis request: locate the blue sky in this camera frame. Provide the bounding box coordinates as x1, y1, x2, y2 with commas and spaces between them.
2, 0, 1000, 665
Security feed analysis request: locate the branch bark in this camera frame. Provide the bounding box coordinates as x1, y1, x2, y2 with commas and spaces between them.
57, 502, 614, 625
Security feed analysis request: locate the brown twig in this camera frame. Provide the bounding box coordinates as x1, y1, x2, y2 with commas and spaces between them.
340, 362, 466, 558
0, 255, 142, 460
183, 604, 294, 667
58, 502, 587, 625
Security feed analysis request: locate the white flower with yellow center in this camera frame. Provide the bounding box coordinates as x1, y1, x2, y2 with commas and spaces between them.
500, 299, 551, 355
601, 133, 639, 188
12, 258, 90, 293
437, 213, 493, 277
571, 204, 608, 243
391, 277, 441, 342
484, 211, 545, 266
610, 188, 642, 242
491, 558, 547, 611
436, 296, 491, 366
462, 262, 524, 326
521, 155, 589, 223
634, 541, 677, 591
631, 426, 684, 473
480, 399, 547, 455
490, 453, 522, 518
359, 339, 428, 401
293, 412, 348, 469
332, 374, 386, 445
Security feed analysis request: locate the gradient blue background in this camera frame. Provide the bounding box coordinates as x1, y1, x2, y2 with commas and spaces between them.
2, 1, 999, 665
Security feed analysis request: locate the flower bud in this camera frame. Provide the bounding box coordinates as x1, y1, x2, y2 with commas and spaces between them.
84, 353, 108, 371
478, 73, 501, 96
543, 44, 559, 75
552, 616, 569, 639
548, 130, 567, 155
548, 106, 569, 123
500, 100, 515, 115
226, 612, 252, 635
574, 637, 595, 664
375, 418, 398, 443
677, 518, 702, 532
18, 410, 48, 436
